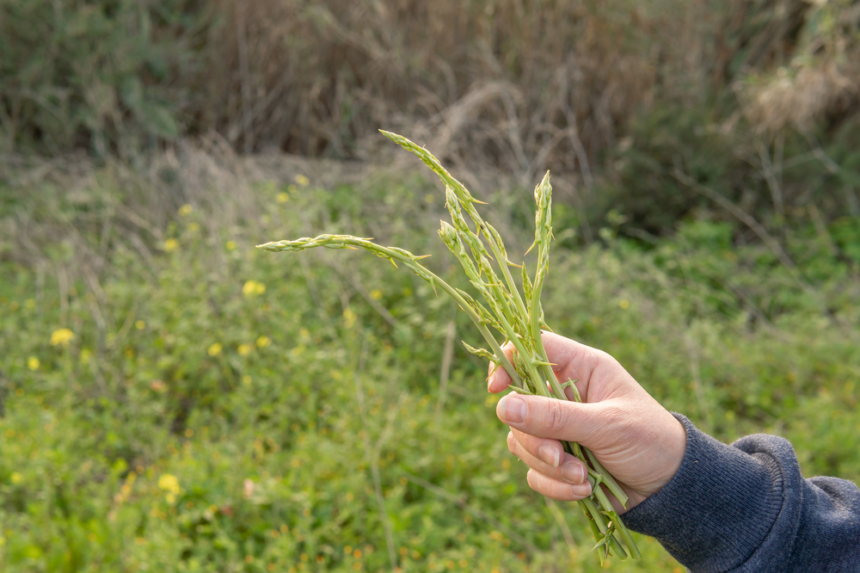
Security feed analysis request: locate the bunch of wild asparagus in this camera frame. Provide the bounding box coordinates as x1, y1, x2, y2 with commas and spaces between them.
258, 131, 640, 562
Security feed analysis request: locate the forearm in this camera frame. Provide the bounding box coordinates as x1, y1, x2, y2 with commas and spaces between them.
622, 414, 860, 573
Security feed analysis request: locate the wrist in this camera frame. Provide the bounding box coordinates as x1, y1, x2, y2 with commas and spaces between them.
622, 413, 688, 513
656, 414, 688, 487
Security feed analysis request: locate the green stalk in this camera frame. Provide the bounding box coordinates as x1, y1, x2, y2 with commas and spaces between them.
617, 519, 642, 559
381, 131, 532, 328
262, 132, 643, 562
258, 236, 522, 390
484, 227, 531, 329
525, 172, 565, 396
491, 299, 548, 397
585, 448, 629, 508
580, 497, 610, 537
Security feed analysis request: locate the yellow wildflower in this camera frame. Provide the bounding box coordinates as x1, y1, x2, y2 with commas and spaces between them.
208, 343, 222, 357
10, 472, 22, 484
27, 357, 40, 371
277, 192, 290, 203
158, 473, 180, 495
295, 174, 310, 186
243, 280, 266, 297
135, 320, 145, 330
343, 308, 357, 328
50, 328, 75, 347
164, 238, 178, 252
370, 289, 383, 300
619, 299, 630, 309
256, 335, 271, 348
225, 240, 236, 251
178, 204, 193, 217
238, 343, 254, 356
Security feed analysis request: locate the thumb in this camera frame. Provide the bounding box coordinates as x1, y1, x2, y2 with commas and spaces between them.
496, 393, 612, 445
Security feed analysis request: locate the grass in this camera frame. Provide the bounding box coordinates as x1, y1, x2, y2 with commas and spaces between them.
0, 155, 858, 572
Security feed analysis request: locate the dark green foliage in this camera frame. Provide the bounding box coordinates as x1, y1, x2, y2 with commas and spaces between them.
596, 106, 860, 239
0, 0, 206, 155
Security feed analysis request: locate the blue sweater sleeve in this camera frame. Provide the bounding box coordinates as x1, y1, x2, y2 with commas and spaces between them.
621, 414, 860, 572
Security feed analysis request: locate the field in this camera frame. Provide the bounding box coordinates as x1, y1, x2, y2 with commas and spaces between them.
1, 147, 858, 572
2, 1, 860, 569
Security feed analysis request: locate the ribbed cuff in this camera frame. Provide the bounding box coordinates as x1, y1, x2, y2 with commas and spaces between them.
621, 414, 798, 573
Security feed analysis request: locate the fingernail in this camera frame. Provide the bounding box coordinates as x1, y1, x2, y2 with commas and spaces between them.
561, 462, 585, 484
499, 395, 527, 424
570, 482, 592, 498
538, 445, 560, 468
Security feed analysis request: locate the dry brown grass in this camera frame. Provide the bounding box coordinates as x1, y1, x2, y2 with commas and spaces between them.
728, 0, 860, 133
199, 0, 715, 180
194, 0, 860, 183
740, 63, 859, 132
0, 134, 256, 295
5, 0, 858, 188
4, 0, 858, 240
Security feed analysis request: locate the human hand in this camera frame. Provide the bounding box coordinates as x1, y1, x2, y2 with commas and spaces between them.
488, 332, 686, 512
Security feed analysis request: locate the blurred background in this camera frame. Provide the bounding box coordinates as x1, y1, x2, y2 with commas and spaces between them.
1, 1, 858, 571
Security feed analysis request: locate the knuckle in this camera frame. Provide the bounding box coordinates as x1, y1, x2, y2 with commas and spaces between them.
591, 349, 625, 376
597, 402, 636, 441
600, 403, 625, 425
519, 433, 542, 459
526, 469, 542, 493
520, 435, 538, 458
541, 399, 568, 435
592, 348, 614, 364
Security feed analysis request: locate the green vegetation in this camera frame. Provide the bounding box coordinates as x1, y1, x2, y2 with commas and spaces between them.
1, 154, 858, 571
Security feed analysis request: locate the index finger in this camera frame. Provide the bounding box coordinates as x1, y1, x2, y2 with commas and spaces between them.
488, 332, 608, 400
487, 341, 516, 393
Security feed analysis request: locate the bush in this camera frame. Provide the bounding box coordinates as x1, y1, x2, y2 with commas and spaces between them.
0, 0, 206, 156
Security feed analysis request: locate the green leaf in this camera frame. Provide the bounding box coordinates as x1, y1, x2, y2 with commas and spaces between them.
461, 341, 496, 362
